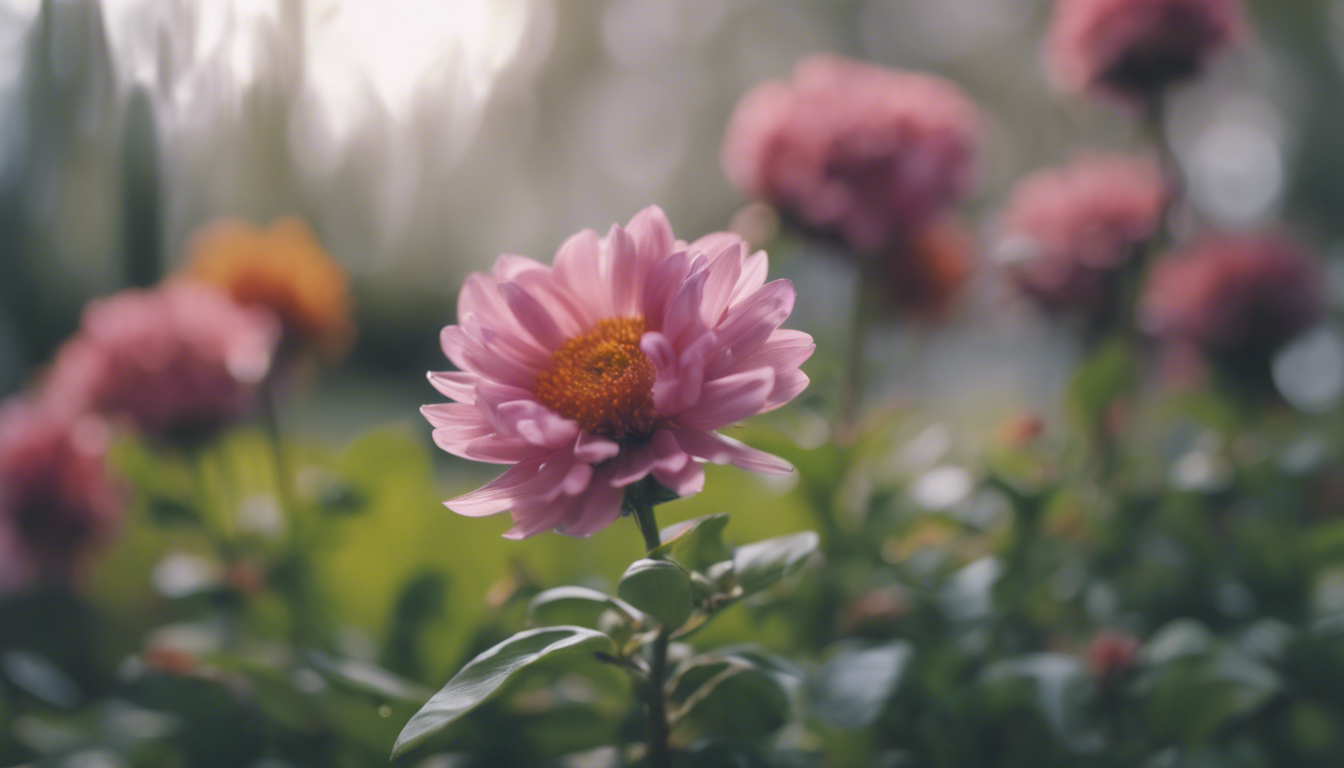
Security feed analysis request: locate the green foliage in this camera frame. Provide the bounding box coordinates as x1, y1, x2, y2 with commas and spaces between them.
618, 559, 694, 630
807, 641, 912, 727
669, 651, 796, 741
391, 626, 616, 758
733, 532, 821, 597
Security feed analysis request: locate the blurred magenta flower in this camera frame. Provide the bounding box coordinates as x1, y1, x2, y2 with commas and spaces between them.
44, 281, 280, 441
1001, 154, 1168, 318
1140, 233, 1325, 374
722, 54, 980, 252
0, 399, 123, 591
423, 206, 813, 538
1048, 0, 1249, 102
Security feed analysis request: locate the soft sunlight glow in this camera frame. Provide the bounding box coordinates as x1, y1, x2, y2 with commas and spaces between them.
96, 0, 532, 166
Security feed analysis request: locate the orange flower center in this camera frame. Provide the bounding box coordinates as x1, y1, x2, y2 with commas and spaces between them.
534, 316, 659, 440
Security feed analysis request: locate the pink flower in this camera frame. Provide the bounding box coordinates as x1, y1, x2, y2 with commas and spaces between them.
1140, 233, 1325, 366
1048, 0, 1250, 102
1001, 154, 1168, 317
722, 55, 980, 252
0, 398, 124, 590
44, 280, 280, 440
422, 206, 814, 539
1086, 630, 1140, 679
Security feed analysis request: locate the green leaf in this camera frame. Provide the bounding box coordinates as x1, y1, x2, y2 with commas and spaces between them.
1067, 340, 1138, 430
528, 586, 639, 630
670, 656, 793, 740
0, 651, 81, 708
983, 654, 1098, 752
1144, 619, 1216, 664
808, 641, 912, 727
383, 571, 449, 678
617, 559, 693, 630
391, 626, 615, 758
306, 652, 431, 703
652, 513, 733, 573
733, 531, 820, 596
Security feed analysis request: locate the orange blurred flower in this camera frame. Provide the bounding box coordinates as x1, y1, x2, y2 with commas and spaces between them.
185, 217, 354, 361
880, 219, 975, 322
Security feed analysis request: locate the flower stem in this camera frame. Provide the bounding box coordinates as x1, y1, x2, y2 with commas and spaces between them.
645, 629, 672, 768
631, 497, 662, 554
260, 378, 324, 647
260, 379, 297, 534
838, 257, 880, 442
628, 498, 671, 768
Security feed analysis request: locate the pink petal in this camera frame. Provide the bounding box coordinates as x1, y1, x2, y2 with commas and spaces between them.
700, 242, 744, 328
731, 249, 770, 307
501, 282, 567, 351
641, 250, 695, 332
728, 329, 815, 374
441, 326, 536, 387
457, 273, 512, 328
427, 371, 477, 403
446, 459, 546, 516
653, 460, 705, 497
494, 399, 578, 448
474, 379, 539, 419
607, 224, 642, 316
650, 429, 690, 473
554, 229, 610, 318
505, 495, 582, 539
492, 254, 550, 281
645, 331, 717, 416
626, 206, 675, 272
560, 468, 625, 537
671, 427, 794, 474
509, 269, 587, 338
421, 402, 489, 431
575, 432, 621, 463
714, 280, 796, 360
611, 444, 658, 487
688, 232, 746, 257
454, 435, 550, 464
478, 326, 550, 372
763, 369, 810, 412
677, 368, 775, 430
661, 269, 711, 349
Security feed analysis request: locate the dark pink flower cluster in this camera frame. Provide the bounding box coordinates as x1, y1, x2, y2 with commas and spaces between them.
722, 54, 980, 252
44, 280, 280, 440
0, 399, 123, 590
1002, 154, 1168, 316
1048, 0, 1249, 102
1140, 234, 1326, 364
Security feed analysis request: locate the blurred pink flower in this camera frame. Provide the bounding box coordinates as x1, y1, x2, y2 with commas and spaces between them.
722, 54, 980, 252
423, 206, 813, 538
1140, 233, 1325, 366
44, 280, 280, 440
0, 399, 123, 590
1048, 0, 1249, 102
1001, 154, 1168, 316
1087, 630, 1140, 679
